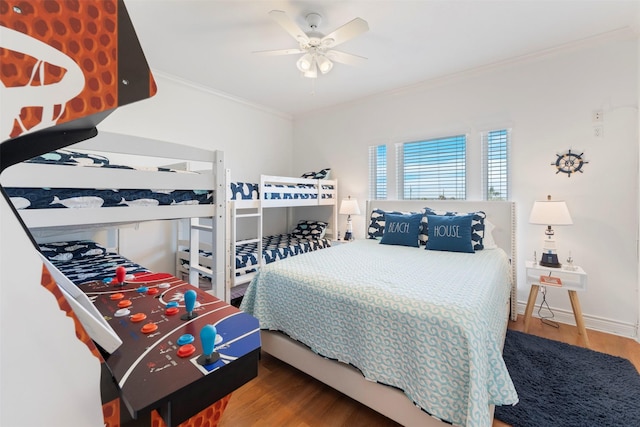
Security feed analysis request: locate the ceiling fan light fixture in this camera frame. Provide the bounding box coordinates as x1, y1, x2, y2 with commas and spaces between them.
303, 56, 318, 78
316, 54, 333, 74
296, 53, 314, 72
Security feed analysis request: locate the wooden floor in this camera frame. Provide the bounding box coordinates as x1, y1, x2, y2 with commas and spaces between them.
219, 316, 640, 427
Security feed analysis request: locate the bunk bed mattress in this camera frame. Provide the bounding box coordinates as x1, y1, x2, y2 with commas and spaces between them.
241, 239, 518, 427
181, 234, 331, 274
7, 149, 213, 209
7, 188, 212, 209
39, 241, 149, 285
230, 182, 335, 201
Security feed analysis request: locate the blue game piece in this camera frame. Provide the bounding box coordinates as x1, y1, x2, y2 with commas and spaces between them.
177, 334, 194, 346
136, 286, 148, 293
167, 301, 179, 308
200, 325, 217, 357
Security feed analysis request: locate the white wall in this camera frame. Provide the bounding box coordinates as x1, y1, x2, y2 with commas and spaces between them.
293, 35, 639, 338
0, 198, 105, 426
97, 73, 294, 272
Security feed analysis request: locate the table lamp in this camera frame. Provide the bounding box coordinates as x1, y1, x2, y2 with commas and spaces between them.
339, 196, 360, 241
529, 195, 573, 267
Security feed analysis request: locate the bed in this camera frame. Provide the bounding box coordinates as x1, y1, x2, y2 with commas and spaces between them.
177, 170, 337, 305
241, 199, 518, 427
1, 132, 227, 298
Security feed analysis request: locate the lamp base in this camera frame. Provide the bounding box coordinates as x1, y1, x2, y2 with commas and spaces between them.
539, 253, 561, 268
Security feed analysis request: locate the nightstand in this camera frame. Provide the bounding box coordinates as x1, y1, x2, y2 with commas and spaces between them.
523, 260, 589, 346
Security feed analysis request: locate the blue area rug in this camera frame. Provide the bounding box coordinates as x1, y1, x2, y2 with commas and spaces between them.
495, 330, 640, 427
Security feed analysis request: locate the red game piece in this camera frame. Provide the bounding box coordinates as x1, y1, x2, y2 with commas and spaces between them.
147, 288, 159, 296
130, 313, 147, 323
110, 293, 125, 300
141, 323, 158, 334
116, 266, 127, 283
177, 344, 196, 358
118, 300, 132, 308
165, 307, 179, 316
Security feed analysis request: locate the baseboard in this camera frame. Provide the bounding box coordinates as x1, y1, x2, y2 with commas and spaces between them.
516, 301, 638, 339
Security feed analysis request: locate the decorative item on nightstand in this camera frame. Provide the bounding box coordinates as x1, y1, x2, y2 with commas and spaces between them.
339, 196, 360, 241
529, 195, 573, 268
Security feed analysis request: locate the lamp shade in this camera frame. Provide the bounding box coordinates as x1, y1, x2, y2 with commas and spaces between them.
339, 198, 361, 215
529, 196, 573, 225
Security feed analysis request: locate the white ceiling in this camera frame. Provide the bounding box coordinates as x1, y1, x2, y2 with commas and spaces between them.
124, 0, 639, 118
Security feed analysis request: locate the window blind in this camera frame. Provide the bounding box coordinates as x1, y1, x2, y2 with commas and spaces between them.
396, 135, 466, 200
482, 129, 510, 200
368, 144, 387, 200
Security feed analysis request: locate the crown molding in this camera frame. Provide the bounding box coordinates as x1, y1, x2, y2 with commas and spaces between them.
151, 70, 293, 121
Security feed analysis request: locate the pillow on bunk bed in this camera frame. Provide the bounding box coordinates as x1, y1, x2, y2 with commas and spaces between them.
300, 168, 331, 180
367, 208, 425, 239
314, 168, 331, 179
379, 213, 422, 248
291, 220, 328, 240
420, 208, 486, 250
425, 214, 475, 253
39, 240, 108, 262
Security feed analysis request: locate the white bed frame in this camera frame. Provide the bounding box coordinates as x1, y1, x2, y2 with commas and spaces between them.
177, 172, 338, 302
261, 199, 516, 427
1, 132, 227, 298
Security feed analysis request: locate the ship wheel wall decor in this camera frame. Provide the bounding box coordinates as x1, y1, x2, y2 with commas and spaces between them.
552, 149, 588, 177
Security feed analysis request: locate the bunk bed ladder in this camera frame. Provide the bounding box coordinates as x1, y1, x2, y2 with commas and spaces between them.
229, 200, 263, 302
187, 150, 226, 301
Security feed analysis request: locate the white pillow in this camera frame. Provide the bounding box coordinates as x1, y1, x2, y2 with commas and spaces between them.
483, 220, 498, 249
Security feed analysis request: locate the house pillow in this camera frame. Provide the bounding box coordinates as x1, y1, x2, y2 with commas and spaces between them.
368, 208, 425, 239
425, 214, 475, 253
380, 213, 422, 248
39, 240, 108, 262
291, 220, 328, 240
421, 207, 486, 250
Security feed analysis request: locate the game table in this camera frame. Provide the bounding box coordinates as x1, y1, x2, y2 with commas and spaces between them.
80, 271, 261, 426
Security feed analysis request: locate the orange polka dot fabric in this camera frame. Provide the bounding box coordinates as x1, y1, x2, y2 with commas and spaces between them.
0, 0, 155, 140
102, 399, 120, 427
151, 394, 232, 427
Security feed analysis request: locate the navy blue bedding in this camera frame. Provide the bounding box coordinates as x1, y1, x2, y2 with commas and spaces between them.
181, 234, 332, 276
7, 188, 212, 210
39, 240, 149, 285
229, 182, 334, 201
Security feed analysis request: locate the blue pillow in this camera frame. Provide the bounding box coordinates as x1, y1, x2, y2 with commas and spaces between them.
421, 208, 486, 250
380, 213, 422, 248
426, 214, 475, 253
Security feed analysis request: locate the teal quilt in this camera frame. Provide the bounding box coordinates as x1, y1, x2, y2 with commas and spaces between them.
241, 240, 518, 426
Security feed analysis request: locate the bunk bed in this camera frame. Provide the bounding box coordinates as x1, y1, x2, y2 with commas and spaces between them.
1, 132, 227, 299
176, 172, 338, 306
241, 200, 518, 427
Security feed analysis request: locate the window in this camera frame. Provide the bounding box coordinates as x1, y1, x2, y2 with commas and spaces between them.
396, 135, 466, 200
482, 129, 510, 200
368, 144, 387, 199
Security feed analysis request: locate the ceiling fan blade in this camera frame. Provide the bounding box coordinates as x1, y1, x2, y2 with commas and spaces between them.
321, 17, 369, 48
253, 48, 306, 56
269, 10, 309, 45
326, 50, 368, 66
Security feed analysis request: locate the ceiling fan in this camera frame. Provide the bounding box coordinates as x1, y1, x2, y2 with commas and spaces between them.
254, 10, 369, 78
